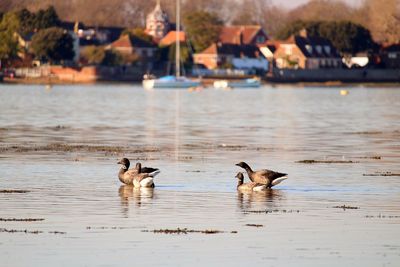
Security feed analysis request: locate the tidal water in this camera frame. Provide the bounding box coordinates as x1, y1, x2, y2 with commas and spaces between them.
0, 84, 399, 267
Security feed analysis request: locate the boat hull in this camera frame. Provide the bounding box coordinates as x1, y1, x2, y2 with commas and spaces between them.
213, 78, 261, 89
143, 76, 201, 90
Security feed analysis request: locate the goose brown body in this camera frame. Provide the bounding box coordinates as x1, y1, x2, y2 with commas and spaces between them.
235, 162, 287, 188
236, 172, 266, 191
117, 158, 159, 187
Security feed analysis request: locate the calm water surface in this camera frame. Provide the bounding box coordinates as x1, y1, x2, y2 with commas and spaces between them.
0, 84, 400, 266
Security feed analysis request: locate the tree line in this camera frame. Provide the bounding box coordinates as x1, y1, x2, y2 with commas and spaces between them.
0, 1, 399, 67
1, 0, 399, 44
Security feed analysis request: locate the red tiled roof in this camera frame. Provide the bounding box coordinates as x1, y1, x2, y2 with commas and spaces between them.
110, 34, 156, 48
110, 35, 133, 48
159, 31, 186, 46
219, 25, 266, 45
200, 43, 218, 54
197, 43, 262, 58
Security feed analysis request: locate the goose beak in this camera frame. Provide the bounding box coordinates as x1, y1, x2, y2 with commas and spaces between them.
235, 163, 240, 166
117, 161, 122, 164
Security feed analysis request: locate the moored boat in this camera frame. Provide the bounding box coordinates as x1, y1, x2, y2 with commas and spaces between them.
213, 77, 261, 89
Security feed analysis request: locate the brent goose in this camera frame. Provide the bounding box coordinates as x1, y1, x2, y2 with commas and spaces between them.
235, 162, 287, 188
236, 172, 267, 191
117, 158, 160, 187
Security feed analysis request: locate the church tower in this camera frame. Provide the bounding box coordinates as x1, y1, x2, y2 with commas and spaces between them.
145, 0, 170, 41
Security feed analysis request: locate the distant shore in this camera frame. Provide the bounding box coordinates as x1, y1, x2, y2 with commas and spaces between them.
2, 76, 400, 88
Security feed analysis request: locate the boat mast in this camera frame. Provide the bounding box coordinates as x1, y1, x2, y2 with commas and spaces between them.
175, 0, 180, 77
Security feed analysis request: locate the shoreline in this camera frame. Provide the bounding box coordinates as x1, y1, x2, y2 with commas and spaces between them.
2, 77, 400, 87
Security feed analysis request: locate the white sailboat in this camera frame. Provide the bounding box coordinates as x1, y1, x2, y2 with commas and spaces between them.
142, 0, 201, 90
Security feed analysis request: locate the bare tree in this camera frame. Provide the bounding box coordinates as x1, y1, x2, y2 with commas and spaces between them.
363, 0, 400, 43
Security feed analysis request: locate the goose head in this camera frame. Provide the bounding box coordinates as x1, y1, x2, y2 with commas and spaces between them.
235, 161, 250, 170
117, 158, 130, 170
235, 172, 244, 182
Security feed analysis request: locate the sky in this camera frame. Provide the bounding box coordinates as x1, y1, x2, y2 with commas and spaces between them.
272, 0, 363, 9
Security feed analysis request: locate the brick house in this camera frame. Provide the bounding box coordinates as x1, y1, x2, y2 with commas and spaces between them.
274, 31, 342, 69
159, 31, 186, 47
193, 42, 268, 71
219, 25, 268, 46
107, 34, 158, 69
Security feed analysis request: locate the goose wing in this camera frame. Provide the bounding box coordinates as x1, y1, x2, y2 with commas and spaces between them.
141, 167, 159, 174
259, 169, 287, 179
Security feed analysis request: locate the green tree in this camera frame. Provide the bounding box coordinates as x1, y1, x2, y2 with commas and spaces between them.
0, 12, 21, 66
122, 28, 153, 43
33, 6, 60, 30
80, 45, 105, 65
16, 6, 60, 35
183, 11, 223, 52
102, 49, 123, 66
167, 42, 191, 65
80, 46, 124, 66
30, 27, 74, 63
276, 20, 376, 54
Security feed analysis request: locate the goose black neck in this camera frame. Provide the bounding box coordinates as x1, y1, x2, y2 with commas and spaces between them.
237, 178, 244, 188
242, 163, 253, 174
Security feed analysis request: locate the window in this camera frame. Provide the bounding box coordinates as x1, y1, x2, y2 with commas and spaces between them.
316, 45, 322, 54
305, 45, 313, 54
324, 45, 331, 54
388, 53, 397, 59
256, 35, 266, 44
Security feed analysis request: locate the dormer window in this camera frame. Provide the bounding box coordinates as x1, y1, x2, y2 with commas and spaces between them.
316, 45, 322, 54
305, 45, 313, 54
324, 45, 331, 54
256, 36, 266, 44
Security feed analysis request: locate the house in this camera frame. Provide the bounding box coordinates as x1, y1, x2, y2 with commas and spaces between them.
219, 25, 269, 46
15, 32, 34, 51
107, 34, 158, 69
380, 43, 400, 68
159, 31, 185, 47
14, 32, 35, 59
61, 21, 124, 46
273, 31, 342, 69
193, 42, 268, 71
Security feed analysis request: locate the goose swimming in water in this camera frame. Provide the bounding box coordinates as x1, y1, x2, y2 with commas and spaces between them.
236, 172, 267, 192
117, 158, 160, 187
235, 161, 287, 188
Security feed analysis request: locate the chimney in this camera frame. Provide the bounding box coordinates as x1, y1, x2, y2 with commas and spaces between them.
239, 26, 244, 45
299, 28, 308, 38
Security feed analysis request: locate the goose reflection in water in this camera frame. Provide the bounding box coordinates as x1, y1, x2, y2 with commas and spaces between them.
118, 185, 154, 216
237, 189, 286, 211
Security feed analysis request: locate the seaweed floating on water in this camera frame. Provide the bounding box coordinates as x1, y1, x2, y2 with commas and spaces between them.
0, 189, 30, 194
0, 228, 66, 234
48, 231, 66, 234
244, 209, 300, 214
0, 218, 44, 222
0, 143, 160, 155
142, 228, 235, 234
296, 160, 358, 164
245, 224, 264, 227
86, 226, 137, 230
0, 228, 43, 234
333, 205, 359, 210
353, 156, 381, 160
365, 214, 400, 218
363, 172, 400, 177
